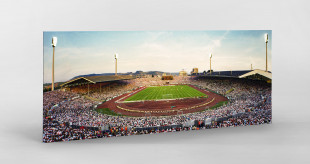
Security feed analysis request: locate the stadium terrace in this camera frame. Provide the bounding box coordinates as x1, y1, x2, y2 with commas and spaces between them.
43, 71, 271, 143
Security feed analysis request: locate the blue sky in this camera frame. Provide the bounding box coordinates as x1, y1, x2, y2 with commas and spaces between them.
43, 30, 272, 83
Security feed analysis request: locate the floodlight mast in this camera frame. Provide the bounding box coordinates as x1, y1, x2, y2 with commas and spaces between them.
265, 33, 268, 72
115, 53, 118, 76
209, 53, 212, 75
51, 37, 57, 91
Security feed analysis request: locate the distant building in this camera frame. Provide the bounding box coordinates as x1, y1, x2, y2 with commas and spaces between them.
179, 70, 187, 76
191, 68, 199, 75
162, 75, 173, 80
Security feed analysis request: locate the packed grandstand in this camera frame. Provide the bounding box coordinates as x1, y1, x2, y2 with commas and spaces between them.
43, 73, 271, 143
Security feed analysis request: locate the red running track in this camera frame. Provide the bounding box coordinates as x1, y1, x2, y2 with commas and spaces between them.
96, 85, 228, 117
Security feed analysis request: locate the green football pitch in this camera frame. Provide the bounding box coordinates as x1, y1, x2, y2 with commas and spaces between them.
124, 85, 207, 101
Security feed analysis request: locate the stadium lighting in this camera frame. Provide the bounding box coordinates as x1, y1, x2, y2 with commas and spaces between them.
52, 37, 57, 47
115, 53, 118, 76
51, 37, 57, 91
209, 53, 212, 75
264, 33, 268, 43
265, 33, 268, 72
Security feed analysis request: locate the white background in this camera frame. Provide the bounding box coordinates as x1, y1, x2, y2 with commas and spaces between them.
0, 0, 310, 163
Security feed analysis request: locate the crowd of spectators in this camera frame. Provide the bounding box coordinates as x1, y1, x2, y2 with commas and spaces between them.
43, 76, 271, 142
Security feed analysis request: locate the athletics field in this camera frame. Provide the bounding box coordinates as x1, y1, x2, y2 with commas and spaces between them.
124, 85, 207, 101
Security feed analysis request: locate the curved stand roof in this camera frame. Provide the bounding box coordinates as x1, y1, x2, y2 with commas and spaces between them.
60, 75, 135, 87
239, 69, 272, 80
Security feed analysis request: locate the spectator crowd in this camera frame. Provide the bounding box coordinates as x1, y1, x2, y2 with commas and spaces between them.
43, 76, 271, 142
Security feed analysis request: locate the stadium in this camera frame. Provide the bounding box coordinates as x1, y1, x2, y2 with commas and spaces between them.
43, 69, 271, 142
43, 31, 272, 143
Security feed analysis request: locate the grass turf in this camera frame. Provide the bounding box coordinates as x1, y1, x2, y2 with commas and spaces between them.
208, 101, 228, 110
95, 108, 122, 116
124, 85, 207, 101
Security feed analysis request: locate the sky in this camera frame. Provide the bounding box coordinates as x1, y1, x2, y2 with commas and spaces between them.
43, 30, 272, 83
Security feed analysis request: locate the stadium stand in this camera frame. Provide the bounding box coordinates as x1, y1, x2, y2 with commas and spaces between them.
43, 73, 271, 142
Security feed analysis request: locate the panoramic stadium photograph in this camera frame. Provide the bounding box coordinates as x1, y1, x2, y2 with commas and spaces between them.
43, 31, 272, 143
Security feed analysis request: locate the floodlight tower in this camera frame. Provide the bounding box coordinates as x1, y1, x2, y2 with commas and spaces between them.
209, 53, 212, 75
265, 33, 268, 72
51, 37, 57, 91
115, 53, 118, 76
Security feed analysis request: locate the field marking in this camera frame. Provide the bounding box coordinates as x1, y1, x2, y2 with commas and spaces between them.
124, 85, 206, 102
116, 97, 215, 113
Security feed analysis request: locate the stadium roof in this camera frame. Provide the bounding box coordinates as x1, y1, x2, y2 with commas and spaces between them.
60, 75, 135, 87
194, 70, 252, 77
239, 69, 272, 80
